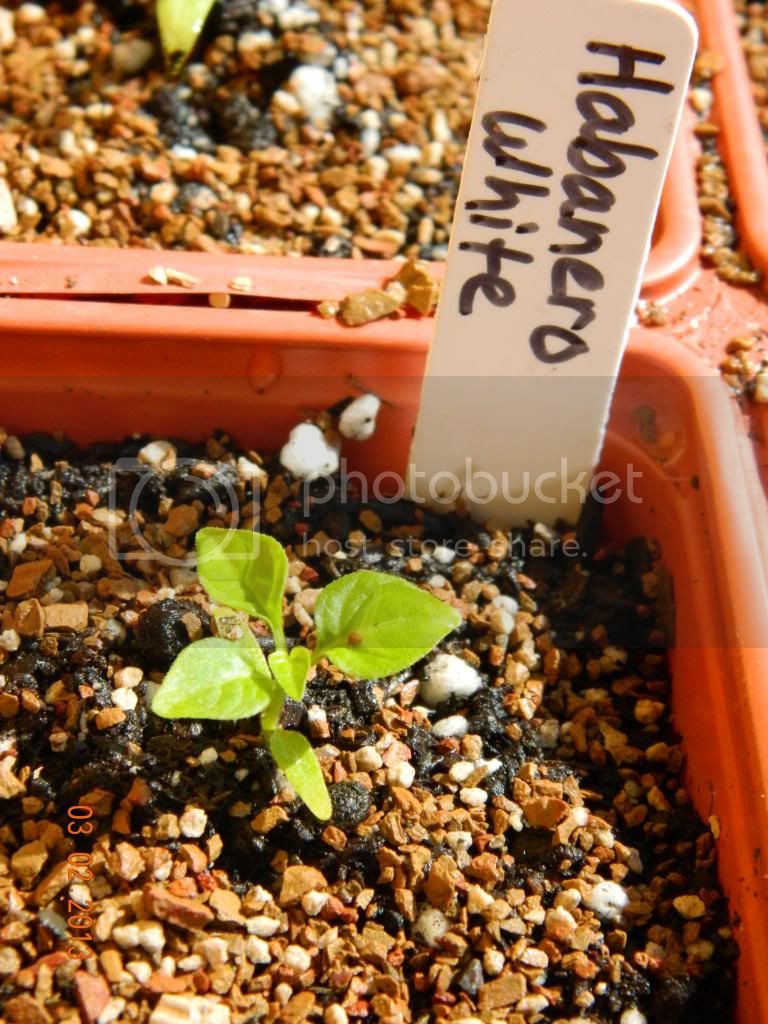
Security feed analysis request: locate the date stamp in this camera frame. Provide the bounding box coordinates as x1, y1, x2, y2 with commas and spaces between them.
65, 803, 95, 961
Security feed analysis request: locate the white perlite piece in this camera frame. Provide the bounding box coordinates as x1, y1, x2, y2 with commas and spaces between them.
111, 38, 154, 75
0, 179, 18, 234
284, 945, 312, 972
58, 208, 91, 239
149, 994, 230, 1024
288, 65, 339, 128
246, 915, 281, 937
245, 936, 271, 964
280, 423, 340, 482
620, 1010, 648, 1024
179, 808, 207, 838
584, 879, 628, 921
386, 762, 415, 789
339, 394, 381, 441
420, 653, 483, 706
413, 906, 450, 948
460, 787, 488, 807
355, 746, 383, 771
431, 715, 469, 738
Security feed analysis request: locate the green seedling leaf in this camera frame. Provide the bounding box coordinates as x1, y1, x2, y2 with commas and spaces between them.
314, 570, 461, 679
269, 729, 332, 820
268, 647, 311, 702
197, 528, 288, 633
157, 0, 217, 73
152, 637, 274, 720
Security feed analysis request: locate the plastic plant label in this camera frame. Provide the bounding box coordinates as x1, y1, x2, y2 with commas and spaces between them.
409, 0, 697, 526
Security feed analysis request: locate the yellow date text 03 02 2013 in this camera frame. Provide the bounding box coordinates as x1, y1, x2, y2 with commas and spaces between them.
66, 804, 95, 961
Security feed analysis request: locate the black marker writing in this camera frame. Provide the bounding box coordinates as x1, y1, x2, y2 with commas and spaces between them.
530, 40, 673, 363
459, 112, 551, 315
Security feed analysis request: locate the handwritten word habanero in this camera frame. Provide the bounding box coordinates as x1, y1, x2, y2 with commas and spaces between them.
459, 43, 674, 364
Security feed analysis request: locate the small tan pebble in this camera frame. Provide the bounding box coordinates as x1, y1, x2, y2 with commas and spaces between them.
523, 796, 569, 828
111, 841, 144, 882
694, 49, 726, 79
179, 807, 208, 838
149, 266, 200, 289
144, 884, 215, 930
2, 433, 25, 459
79, 553, 102, 576
114, 666, 144, 688
44, 602, 89, 631
754, 370, 768, 403
339, 288, 402, 326
7, 558, 53, 598
209, 293, 231, 309
10, 839, 48, 887
164, 504, 200, 538
0, 693, 20, 716
279, 864, 328, 904
324, 1007, 348, 1024
149, 994, 230, 1024
251, 804, 290, 833
634, 698, 665, 724
138, 440, 177, 471
316, 300, 340, 319
95, 707, 127, 730
73, 971, 111, 1024
673, 894, 707, 919
479, 972, 527, 1010
209, 888, 243, 923
228, 275, 252, 292
390, 259, 440, 315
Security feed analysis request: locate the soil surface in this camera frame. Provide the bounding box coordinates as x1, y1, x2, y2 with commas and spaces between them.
0, 0, 486, 258
0, 427, 737, 1024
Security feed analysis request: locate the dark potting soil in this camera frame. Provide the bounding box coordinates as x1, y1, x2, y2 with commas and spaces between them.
0, 430, 737, 1024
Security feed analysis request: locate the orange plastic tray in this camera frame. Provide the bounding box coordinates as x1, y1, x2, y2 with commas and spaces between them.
697, 0, 768, 276
0, 120, 700, 305
1, 299, 767, 1018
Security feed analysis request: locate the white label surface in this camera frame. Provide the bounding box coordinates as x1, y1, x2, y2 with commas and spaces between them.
409, 0, 697, 526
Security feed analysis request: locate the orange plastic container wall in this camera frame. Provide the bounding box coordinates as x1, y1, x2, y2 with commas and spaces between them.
1, 299, 768, 1021
695, 0, 768, 524
0, 119, 700, 306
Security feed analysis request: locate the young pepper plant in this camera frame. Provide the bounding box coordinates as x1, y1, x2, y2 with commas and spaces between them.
151, 528, 460, 819
156, 0, 217, 73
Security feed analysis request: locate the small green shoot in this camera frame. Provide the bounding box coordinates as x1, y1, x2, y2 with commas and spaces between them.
151, 528, 460, 819
157, 0, 217, 74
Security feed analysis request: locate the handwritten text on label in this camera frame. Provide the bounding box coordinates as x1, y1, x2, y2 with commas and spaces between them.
459, 43, 674, 364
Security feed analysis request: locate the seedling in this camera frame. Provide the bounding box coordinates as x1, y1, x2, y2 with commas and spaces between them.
151, 528, 460, 819
157, 0, 217, 73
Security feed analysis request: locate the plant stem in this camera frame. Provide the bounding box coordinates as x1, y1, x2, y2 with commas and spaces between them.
261, 690, 285, 733
271, 619, 287, 653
